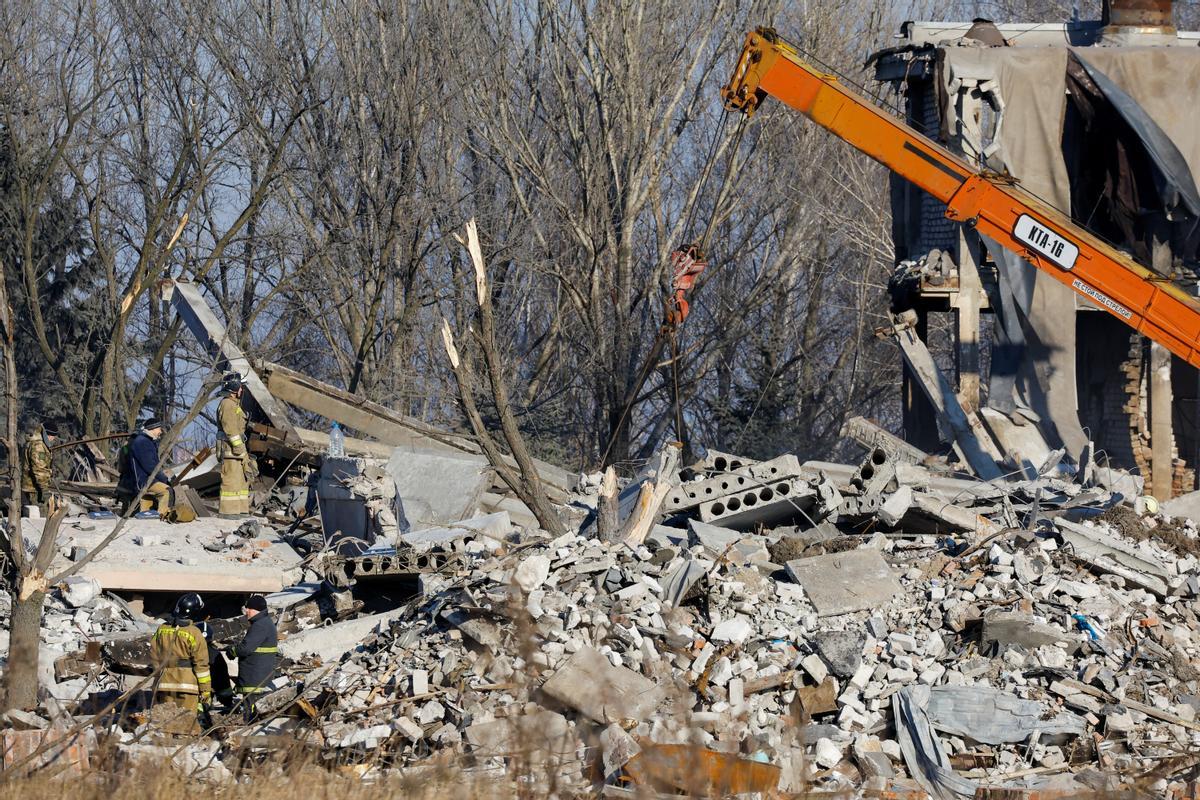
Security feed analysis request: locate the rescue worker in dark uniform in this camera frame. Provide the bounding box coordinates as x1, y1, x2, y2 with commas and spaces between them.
233, 594, 278, 719
197, 618, 234, 709
151, 593, 211, 731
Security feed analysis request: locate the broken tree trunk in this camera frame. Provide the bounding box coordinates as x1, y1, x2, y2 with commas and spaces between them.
3, 509, 64, 711
440, 220, 566, 538
619, 444, 681, 545
597, 467, 619, 542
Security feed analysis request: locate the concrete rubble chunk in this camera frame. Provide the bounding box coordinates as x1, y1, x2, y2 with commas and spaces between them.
512, 554, 551, 592
785, 549, 903, 616
710, 616, 753, 644
385, 447, 491, 527
59, 576, 101, 608
540, 645, 665, 724
813, 629, 866, 678
981, 611, 1072, 651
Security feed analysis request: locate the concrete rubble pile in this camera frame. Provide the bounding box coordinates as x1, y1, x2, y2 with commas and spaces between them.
7, 435, 1200, 798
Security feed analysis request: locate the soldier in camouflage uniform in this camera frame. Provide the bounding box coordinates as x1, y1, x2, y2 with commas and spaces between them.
21, 422, 58, 516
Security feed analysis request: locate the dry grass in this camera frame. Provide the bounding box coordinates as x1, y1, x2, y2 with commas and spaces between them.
2, 763, 521, 800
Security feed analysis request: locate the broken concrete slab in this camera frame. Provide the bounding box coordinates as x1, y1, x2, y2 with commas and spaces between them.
908, 491, 1002, 539
698, 478, 817, 529
1055, 519, 1171, 595
464, 708, 576, 757
40, 516, 302, 594
785, 548, 903, 616
842, 416, 929, 465
686, 520, 769, 564
385, 447, 491, 527
981, 611, 1072, 651
278, 608, 405, 663
539, 645, 665, 724
400, 511, 512, 551
666, 471, 757, 512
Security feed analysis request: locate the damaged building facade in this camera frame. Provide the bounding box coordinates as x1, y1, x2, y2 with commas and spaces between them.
875, 0, 1200, 499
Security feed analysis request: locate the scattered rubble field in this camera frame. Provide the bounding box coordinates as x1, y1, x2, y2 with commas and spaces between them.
7, 430, 1200, 798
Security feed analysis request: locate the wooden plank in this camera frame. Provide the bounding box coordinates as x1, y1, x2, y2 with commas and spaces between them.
1055, 678, 1200, 732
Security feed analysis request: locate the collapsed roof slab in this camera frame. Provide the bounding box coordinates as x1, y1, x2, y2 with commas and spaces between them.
32, 516, 303, 594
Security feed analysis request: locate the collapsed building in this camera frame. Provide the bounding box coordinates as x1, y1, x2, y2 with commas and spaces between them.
874, 0, 1200, 500
7, 2, 1200, 798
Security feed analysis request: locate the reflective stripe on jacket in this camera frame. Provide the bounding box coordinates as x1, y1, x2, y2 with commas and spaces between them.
151, 621, 211, 695
234, 612, 278, 692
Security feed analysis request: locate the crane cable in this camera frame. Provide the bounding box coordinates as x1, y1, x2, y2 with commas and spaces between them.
598, 111, 750, 468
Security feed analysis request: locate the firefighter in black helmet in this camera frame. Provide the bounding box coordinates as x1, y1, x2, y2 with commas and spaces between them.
150, 593, 211, 728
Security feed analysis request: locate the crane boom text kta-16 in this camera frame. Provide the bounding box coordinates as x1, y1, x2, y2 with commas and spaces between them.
720, 28, 1200, 367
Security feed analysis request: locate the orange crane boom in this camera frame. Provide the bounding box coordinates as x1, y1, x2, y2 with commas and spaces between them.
721, 28, 1200, 367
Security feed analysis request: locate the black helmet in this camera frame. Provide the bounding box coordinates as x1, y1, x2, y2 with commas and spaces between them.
221, 372, 245, 395
173, 593, 204, 621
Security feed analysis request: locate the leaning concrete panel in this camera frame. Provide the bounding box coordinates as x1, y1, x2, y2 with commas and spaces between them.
386, 448, 491, 527
163, 280, 299, 443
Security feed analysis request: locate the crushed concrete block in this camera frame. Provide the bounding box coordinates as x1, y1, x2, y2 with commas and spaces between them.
785, 549, 903, 616
877, 486, 913, 527
513, 554, 551, 593
981, 611, 1071, 651
59, 576, 101, 608
801, 654, 829, 685
814, 737, 844, 768
710, 616, 753, 644
540, 645, 665, 724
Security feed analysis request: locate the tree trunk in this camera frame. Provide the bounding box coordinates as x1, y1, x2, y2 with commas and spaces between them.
4, 584, 47, 711
596, 466, 619, 542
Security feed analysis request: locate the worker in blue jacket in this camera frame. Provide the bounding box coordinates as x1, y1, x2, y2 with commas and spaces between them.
118, 418, 173, 515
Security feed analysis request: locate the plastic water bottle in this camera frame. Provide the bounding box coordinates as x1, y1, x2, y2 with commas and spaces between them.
328, 421, 345, 459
